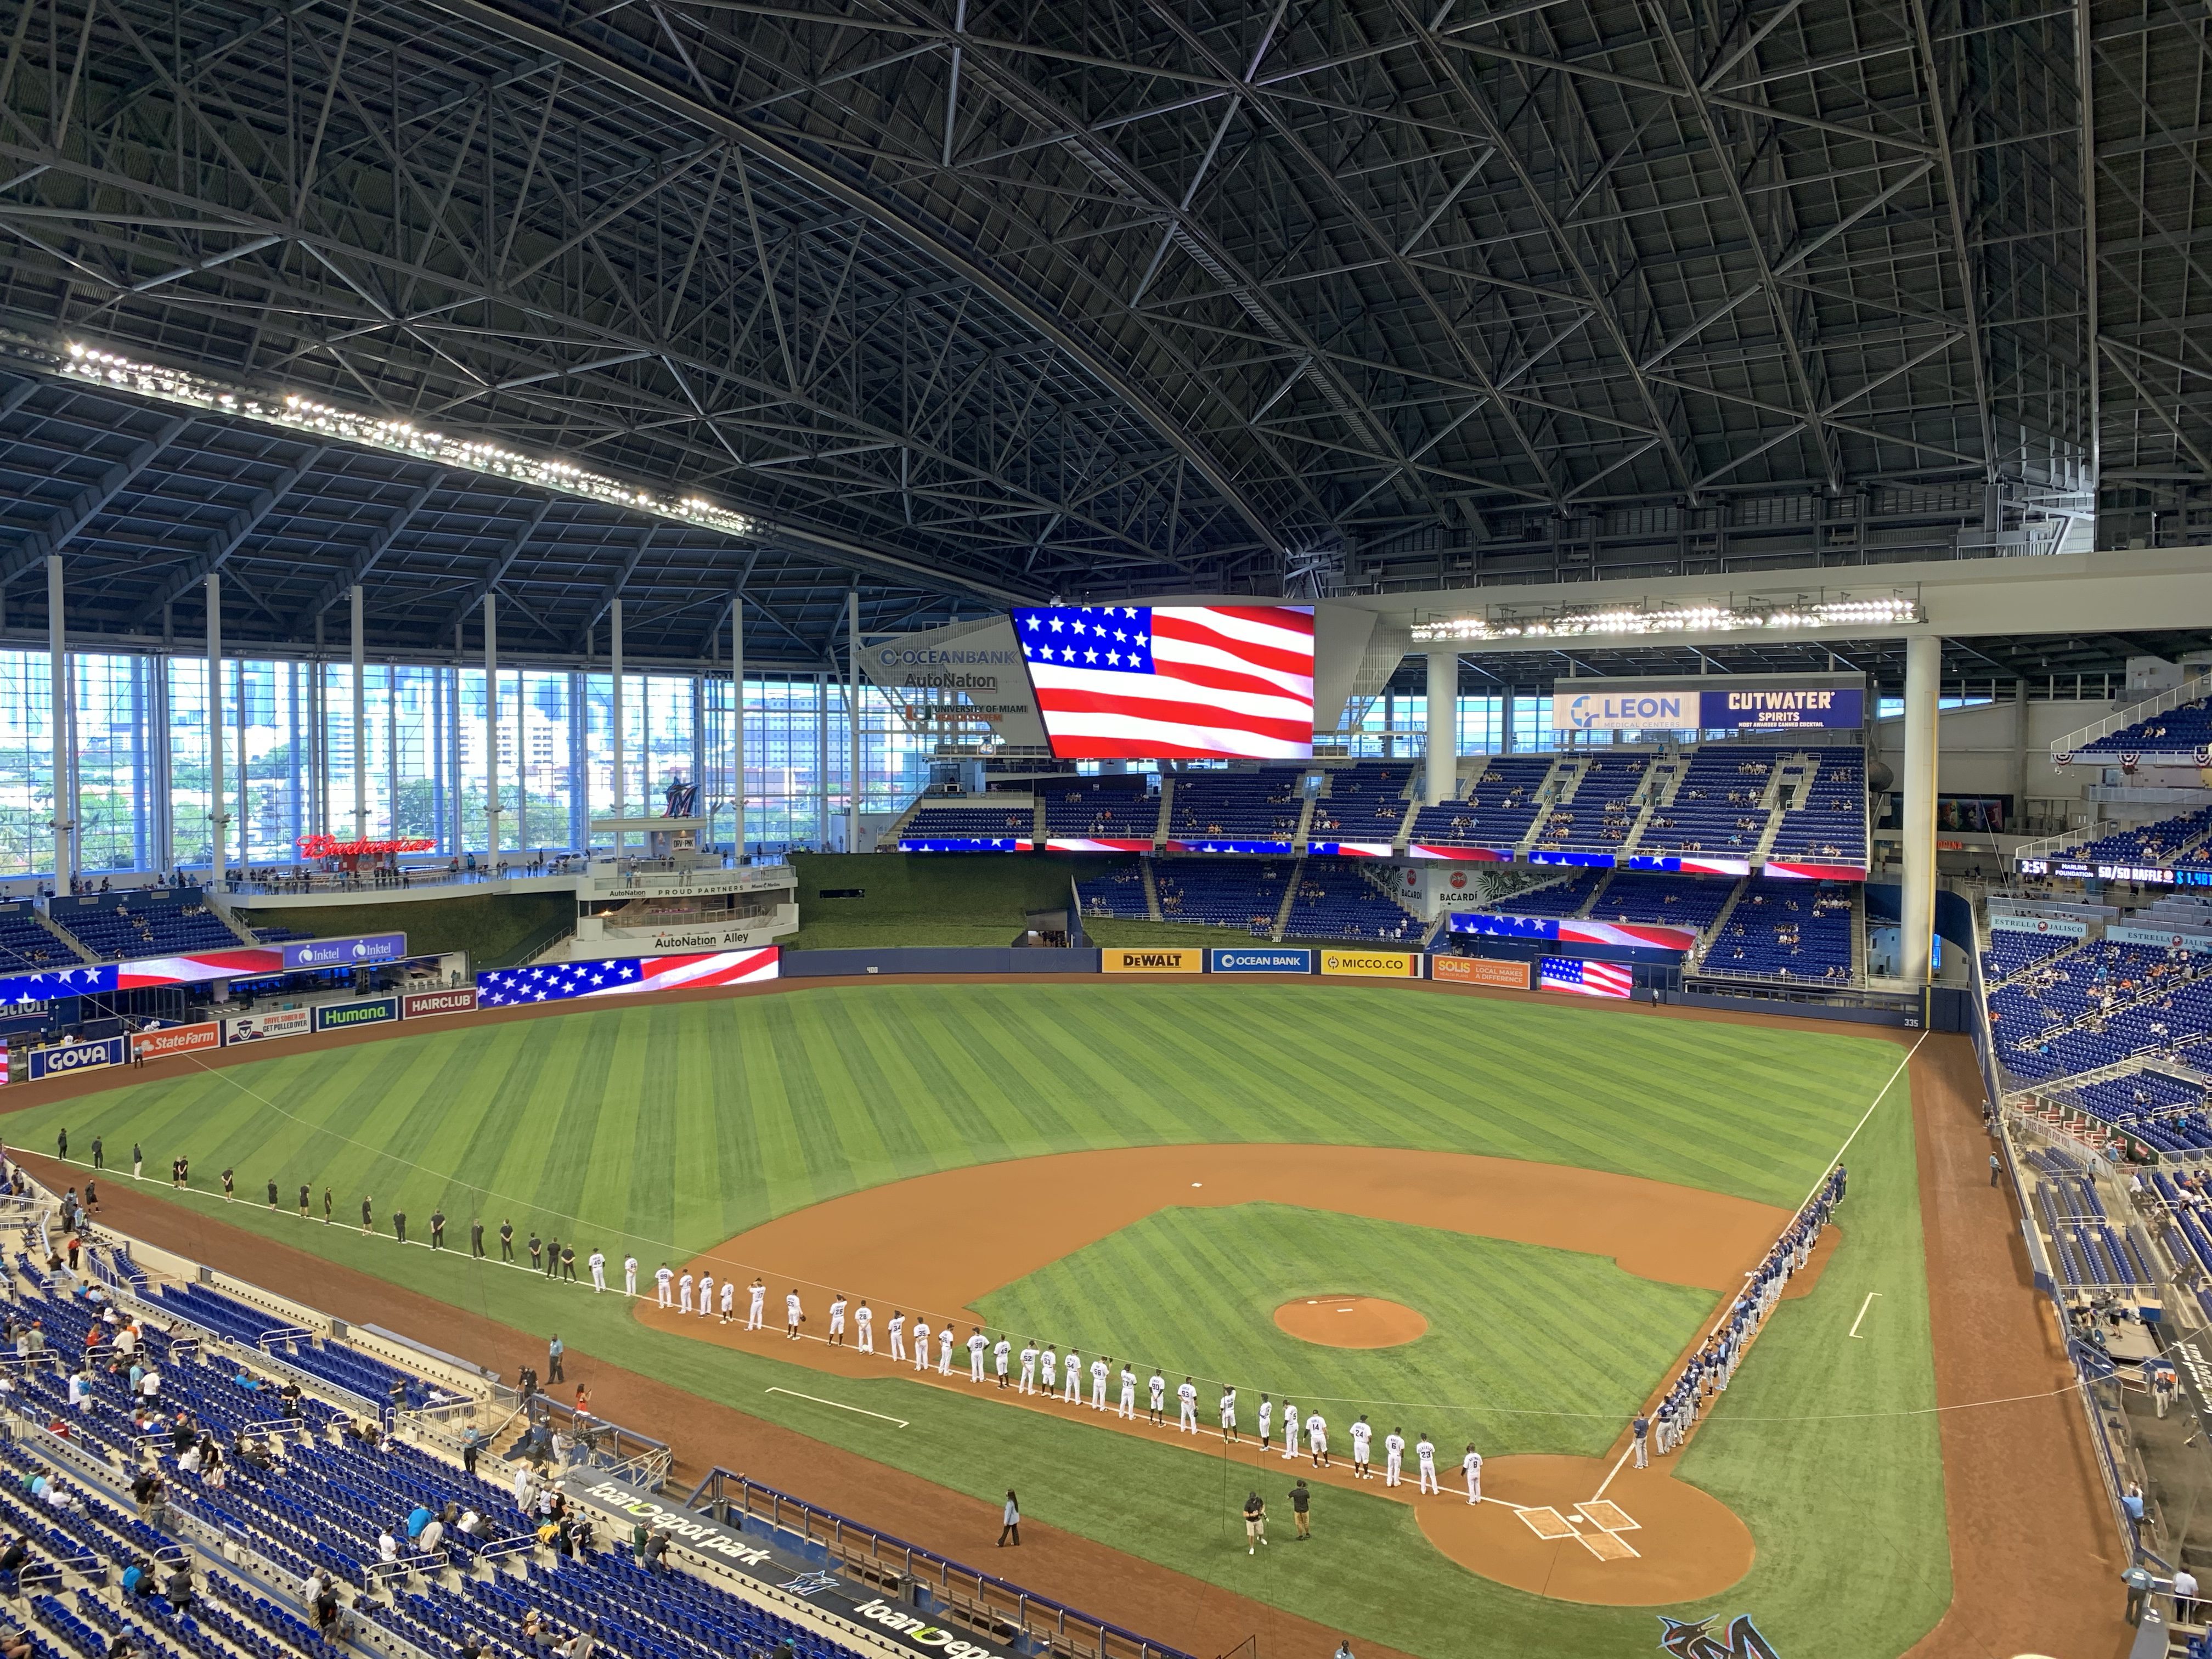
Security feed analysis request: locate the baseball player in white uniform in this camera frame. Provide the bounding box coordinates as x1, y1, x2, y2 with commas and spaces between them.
829, 1296, 848, 1345
888, 1310, 906, 1362
1117, 1363, 1136, 1419
937, 1325, 954, 1375
1040, 1346, 1058, 1396
1176, 1376, 1198, 1434
785, 1289, 803, 1339
911, 1318, 930, 1372
1090, 1356, 1109, 1410
1256, 1395, 1273, 1451
654, 1264, 673, 1308
1219, 1387, 1238, 1444
1147, 1370, 1166, 1426
747, 1278, 766, 1331
856, 1302, 874, 1353
967, 1329, 988, 1381
1281, 1404, 1301, 1461
678, 1272, 694, 1314
719, 1279, 735, 1322
994, 1336, 1011, 1387
1019, 1342, 1038, 1393
1306, 1411, 1329, 1468
1384, 1429, 1406, 1487
697, 1273, 714, 1319
1350, 1417, 1372, 1479
588, 1250, 606, 1293
1062, 1350, 1082, 1403
624, 1256, 639, 1297
1462, 1444, 1482, 1504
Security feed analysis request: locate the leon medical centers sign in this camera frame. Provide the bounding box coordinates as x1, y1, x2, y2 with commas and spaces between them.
1551, 673, 1866, 734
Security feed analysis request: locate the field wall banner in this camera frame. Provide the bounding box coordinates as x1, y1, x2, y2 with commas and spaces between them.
1101, 947, 1204, 974
132, 1024, 219, 1061
1987, 913, 2090, 938
1207, 947, 1313, 973
27, 1036, 128, 1080
0, 966, 117, 1006
861, 616, 1049, 748
403, 988, 479, 1018
1430, 955, 1532, 989
224, 1008, 311, 1043
1319, 949, 1424, 979
478, 948, 782, 1007
315, 996, 400, 1032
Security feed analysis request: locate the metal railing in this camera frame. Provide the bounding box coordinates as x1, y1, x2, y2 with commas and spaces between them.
2045, 669, 2211, 764
687, 1469, 1196, 1659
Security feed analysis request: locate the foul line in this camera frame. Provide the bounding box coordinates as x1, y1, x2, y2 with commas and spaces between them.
1848, 1293, 1882, 1339
764, 1387, 907, 1427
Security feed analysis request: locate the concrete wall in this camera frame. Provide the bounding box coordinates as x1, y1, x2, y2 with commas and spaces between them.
1870, 696, 2121, 836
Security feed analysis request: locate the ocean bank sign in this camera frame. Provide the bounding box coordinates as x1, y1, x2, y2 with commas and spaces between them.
1208, 947, 1313, 973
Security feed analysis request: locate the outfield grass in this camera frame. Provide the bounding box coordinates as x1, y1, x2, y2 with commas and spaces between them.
3, 984, 1941, 1658
975, 1203, 1714, 1457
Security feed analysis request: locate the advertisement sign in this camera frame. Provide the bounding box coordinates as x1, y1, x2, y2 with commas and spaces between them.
2107, 926, 2212, 953
1430, 955, 1532, 990
1100, 947, 1204, 974
1554, 690, 1695, 732
1207, 947, 1313, 973
1987, 913, 2090, 938
282, 933, 408, 969
26, 1036, 129, 1080
1697, 687, 1864, 731
0, 966, 116, 1006
860, 616, 1050, 748
313, 996, 400, 1032
224, 1008, 311, 1043
402, 988, 479, 1019
132, 1024, 220, 1061
1320, 949, 1423, 979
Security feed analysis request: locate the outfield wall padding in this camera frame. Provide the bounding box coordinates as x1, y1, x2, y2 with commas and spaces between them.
783, 947, 1102, 977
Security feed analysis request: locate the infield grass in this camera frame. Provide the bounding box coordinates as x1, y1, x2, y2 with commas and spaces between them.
1, 983, 1944, 1659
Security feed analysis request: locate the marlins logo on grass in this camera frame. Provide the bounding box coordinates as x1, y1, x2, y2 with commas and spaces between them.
1657, 1615, 1779, 1659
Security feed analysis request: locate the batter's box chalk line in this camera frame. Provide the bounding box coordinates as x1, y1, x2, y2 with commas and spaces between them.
1514, 1500, 1644, 1559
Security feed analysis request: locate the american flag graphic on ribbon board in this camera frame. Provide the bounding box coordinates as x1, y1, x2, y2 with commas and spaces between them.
478, 948, 779, 1007
1538, 956, 1634, 998
1014, 604, 1314, 760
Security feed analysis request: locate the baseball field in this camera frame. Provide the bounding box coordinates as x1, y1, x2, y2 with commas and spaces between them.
0, 981, 1945, 1659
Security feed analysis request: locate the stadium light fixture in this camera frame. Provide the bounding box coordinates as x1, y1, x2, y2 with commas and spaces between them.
1409, 592, 1921, 644
58, 341, 758, 539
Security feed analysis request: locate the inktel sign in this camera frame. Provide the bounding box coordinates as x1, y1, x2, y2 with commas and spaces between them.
27, 1035, 128, 1081
282, 932, 407, 969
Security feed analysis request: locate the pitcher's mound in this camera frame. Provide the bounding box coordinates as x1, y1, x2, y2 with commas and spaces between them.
1274, 1296, 1427, 1348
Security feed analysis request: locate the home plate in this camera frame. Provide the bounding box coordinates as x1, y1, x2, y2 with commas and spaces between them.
1517, 1508, 1579, 1541
1577, 1500, 1639, 1532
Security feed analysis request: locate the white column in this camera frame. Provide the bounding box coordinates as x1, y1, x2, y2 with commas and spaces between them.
207, 573, 225, 883
234, 656, 247, 874
1901, 635, 1940, 984
483, 592, 499, 859
847, 589, 862, 853
46, 556, 70, 889
611, 599, 625, 857
731, 589, 746, 861
815, 673, 829, 848
1424, 650, 1457, 806
350, 584, 366, 843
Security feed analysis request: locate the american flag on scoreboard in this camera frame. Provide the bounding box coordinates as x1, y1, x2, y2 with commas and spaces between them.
1538, 956, 1634, 998
478, 949, 779, 1007
1015, 604, 1314, 760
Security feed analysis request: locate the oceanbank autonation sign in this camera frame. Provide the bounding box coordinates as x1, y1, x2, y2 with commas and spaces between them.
1556, 682, 1864, 733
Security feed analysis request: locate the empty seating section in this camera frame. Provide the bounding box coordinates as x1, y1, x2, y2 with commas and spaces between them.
1407, 755, 1552, 849
0, 912, 74, 973
1489, 871, 1605, 916
154, 1284, 430, 1408
1278, 861, 1417, 942
1768, 751, 1866, 864
1041, 778, 1154, 838
1585, 873, 1736, 932
51, 896, 240, 961
1073, 866, 1148, 918
1308, 763, 1412, 843
1990, 940, 2212, 1080
2073, 805, 2212, 866
1702, 884, 1853, 980
1153, 860, 1289, 931
1531, 755, 1646, 854
1980, 929, 2080, 984
898, 805, 1032, 840
1167, 772, 1303, 844
2079, 696, 2212, 755
1636, 749, 1773, 858
2025, 1149, 2153, 1286
2066, 1071, 2212, 1154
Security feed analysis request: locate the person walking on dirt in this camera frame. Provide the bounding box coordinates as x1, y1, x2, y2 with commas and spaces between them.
1989, 1153, 2002, 1187
548, 1335, 565, 1384
997, 1492, 1019, 1548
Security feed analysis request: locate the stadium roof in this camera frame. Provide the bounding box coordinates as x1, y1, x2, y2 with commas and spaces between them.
0, 0, 2202, 681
